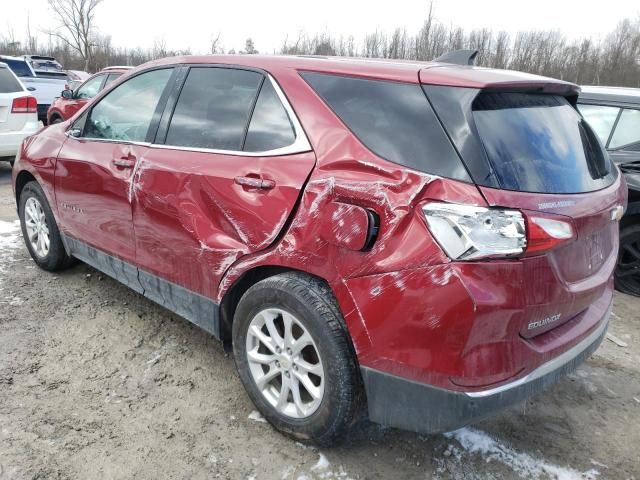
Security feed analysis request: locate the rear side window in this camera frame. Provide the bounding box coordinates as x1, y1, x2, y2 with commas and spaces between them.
244, 80, 295, 152
165, 68, 262, 151
610, 109, 640, 150
0, 68, 23, 93
472, 93, 615, 194
578, 104, 620, 146
105, 73, 122, 86
301, 72, 470, 181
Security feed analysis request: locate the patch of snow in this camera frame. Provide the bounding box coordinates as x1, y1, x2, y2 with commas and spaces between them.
445, 428, 600, 480
248, 410, 266, 423
0, 220, 22, 275
311, 453, 330, 471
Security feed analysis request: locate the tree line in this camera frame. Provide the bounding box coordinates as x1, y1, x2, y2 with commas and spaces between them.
1, 0, 638, 87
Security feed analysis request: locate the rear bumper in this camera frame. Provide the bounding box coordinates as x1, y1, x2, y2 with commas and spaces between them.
361, 302, 610, 434
0, 121, 40, 157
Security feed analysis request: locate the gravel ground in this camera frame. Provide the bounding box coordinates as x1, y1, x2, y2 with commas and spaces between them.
0, 161, 639, 480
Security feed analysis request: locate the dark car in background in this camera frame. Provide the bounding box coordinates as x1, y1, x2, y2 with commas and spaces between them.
47, 66, 132, 124
579, 87, 640, 295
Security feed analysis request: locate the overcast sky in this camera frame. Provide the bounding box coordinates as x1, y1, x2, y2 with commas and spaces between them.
5, 0, 640, 53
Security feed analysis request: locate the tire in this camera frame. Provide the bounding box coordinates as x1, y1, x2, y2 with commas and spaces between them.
19, 181, 73, 271
50, 117, 63, 125
615, 223, 640, 296
232, 272, 363, 445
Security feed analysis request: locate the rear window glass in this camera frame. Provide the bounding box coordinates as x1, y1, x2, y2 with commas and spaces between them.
244, 80, 295, 152
2, 59, 32, 77
165, 67, 262, 151
472, 93, 616, 194
301, 72, 470, 182
0, 68, 22, 93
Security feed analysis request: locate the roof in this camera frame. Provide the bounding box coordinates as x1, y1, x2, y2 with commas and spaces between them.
101, 66, 133, 72
139, 54, 577, 90
579, 86, 640, 106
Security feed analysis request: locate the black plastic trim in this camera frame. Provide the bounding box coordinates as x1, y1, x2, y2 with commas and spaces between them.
63, 234, 220, 337
361, 316, 609, 434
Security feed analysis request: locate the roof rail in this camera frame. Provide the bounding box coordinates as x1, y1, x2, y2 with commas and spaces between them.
434, 49, 479, 66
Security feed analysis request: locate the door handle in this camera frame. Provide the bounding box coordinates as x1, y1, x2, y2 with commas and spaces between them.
113, 157, 136, 168
234, 176, 276, 190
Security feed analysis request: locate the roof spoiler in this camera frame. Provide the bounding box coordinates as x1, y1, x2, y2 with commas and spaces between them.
434, 49, 479, 66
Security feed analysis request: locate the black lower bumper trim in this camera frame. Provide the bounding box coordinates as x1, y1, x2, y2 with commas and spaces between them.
361, 316, 609, 434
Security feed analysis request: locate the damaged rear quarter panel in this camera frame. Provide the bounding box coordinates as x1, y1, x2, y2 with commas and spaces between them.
217, 66, 487, 356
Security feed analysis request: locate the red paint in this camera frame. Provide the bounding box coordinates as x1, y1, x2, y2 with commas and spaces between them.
13, 55, 625, 397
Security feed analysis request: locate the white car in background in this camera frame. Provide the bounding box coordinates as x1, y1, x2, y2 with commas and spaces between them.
0, 55, 68, 125
0, 62, 41, 165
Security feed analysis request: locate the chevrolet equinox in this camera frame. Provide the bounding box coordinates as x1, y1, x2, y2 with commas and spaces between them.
12, 53, 625, 445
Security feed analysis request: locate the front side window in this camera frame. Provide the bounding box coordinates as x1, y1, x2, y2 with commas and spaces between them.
610, 108, 640, 150
244, 80, 295, 152
302, 72, 469, 181
84, 68, 172, 142
165, 68, 262, 150
577, 104, 620, 146
472, 93, 615, 193
75, 75, 106, 99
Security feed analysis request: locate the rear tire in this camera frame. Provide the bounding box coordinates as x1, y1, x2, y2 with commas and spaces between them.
19, 181, 73, 271
232, 272, 363, 445
615, 223, 640, 296
50, 117, 63, 125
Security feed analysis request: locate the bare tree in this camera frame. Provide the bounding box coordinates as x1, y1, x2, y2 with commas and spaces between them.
210, 32, 223, 54
47, 0, 104, 71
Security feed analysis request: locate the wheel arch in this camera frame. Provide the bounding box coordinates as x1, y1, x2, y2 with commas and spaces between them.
14, 170, 38, 204
219, 265, 326, 349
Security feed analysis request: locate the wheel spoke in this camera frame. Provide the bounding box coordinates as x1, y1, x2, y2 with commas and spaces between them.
295, 358, 323, 376
291, 332, 313, 356
249, 325, 277, 354
290, 376, 306, 417
264, 312, 284, 348
283, 312, 294, 347
294, 371, 322, 400
617, 267, 640, 278
276, 376, 291, 411
255, 365, 280, 390
247, 348, 276, 365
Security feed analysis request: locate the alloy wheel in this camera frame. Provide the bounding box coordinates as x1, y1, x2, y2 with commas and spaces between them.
24, 197, 50, 258
246, 308, 325, 419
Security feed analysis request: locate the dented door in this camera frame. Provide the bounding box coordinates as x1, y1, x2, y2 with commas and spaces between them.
131, 148, 316, 299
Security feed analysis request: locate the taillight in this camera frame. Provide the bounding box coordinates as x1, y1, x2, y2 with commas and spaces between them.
422, 203, 526, 260
524, 215, 574, 256
11, 96, 37, 114
422, 203, 576, 261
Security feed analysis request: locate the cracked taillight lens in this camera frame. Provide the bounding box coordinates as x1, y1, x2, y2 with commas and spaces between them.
422, 203, 526, 260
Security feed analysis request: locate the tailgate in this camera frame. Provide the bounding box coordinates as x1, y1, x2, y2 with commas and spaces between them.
422, 80, 624, 339
480, 179, 624, 338
22, 77, 67, 105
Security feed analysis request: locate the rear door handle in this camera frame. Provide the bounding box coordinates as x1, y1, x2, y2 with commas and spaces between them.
113, 150, 136, 168
234, 176, 276, 190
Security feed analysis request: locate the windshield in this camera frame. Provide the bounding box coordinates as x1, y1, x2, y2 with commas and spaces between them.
472, 93, 616, 194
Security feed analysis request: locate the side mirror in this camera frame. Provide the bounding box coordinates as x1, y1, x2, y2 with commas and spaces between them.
61, 89, 73, 99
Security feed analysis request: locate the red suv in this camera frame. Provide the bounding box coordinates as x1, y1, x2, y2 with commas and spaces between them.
12, 54, 625, 444
46, 66, 132, 124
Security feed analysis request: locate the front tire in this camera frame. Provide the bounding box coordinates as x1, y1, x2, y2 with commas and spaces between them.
232, 272, 363, 445
19, 181, 73, 271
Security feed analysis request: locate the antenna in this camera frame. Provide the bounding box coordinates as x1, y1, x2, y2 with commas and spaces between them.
434, 49, 479, 66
